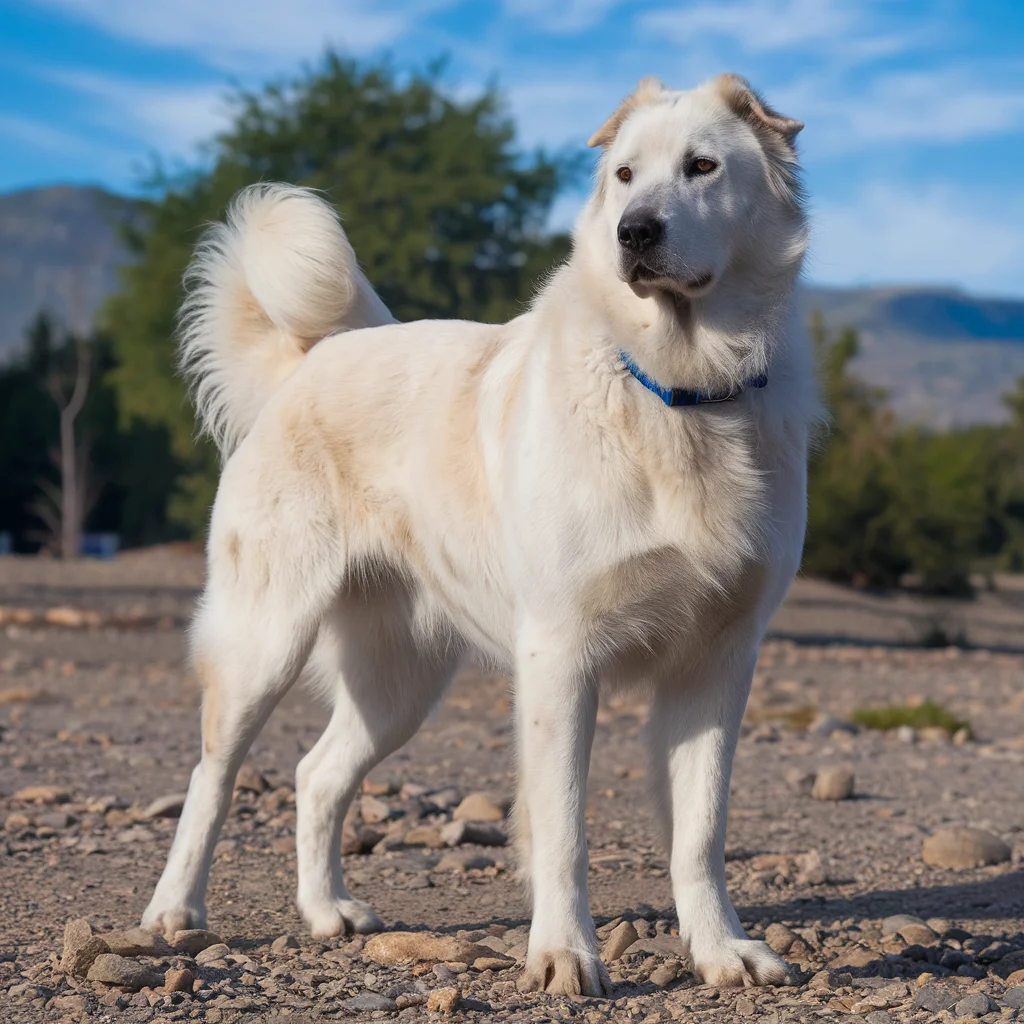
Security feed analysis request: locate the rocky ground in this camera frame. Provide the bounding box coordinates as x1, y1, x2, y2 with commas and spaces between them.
1, 549, 1023, 1023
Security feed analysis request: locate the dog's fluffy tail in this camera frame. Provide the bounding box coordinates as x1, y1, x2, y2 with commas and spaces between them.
179, 183, 393, 455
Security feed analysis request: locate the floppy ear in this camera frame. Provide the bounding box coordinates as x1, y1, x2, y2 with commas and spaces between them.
713, 73, 803, 149
587, 77, 666, 149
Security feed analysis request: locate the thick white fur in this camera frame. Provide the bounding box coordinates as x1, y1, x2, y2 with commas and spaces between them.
143, 75, 820, 997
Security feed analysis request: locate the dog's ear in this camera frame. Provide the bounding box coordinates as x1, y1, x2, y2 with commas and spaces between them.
587, 77, 666, 149
713, 74, 803, 149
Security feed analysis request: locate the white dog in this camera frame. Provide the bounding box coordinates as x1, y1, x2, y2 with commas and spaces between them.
141, 73, 818, 997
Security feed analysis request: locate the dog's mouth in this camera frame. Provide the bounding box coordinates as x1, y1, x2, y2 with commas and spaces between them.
628, 261, 715, 296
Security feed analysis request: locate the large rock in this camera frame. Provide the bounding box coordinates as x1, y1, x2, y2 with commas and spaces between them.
765, 923, 799, 955
364, 932, 490, 966
922, 827, 1011, 869
452, 793, 505, 822
14, 785, 70, 805
102, 927, 173, 957
812, 765, 854, 801
140, 794, 187, 819
440, 820, 506, 847
60, 918, 110, 977
87, 953, 165, 991
601, 920, 638, 961
170, 928, 222, 955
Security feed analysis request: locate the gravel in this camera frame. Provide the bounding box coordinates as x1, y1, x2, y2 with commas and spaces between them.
3, 553, 1024, 1022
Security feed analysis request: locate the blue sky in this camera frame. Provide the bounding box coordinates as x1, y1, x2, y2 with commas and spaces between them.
1, 0, 1022, 297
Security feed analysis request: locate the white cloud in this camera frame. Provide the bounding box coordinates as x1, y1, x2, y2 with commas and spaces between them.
502, 0, 624, 33
810, 183, 1024, 297
781, 68, 1024, 155
41, 68, 231, 156
641, 0, 861, 54
0, 113, 86, 152
32, 0, 424, 72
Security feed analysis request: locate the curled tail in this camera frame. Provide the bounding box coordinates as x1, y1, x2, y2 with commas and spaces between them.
178, 183, 393, 455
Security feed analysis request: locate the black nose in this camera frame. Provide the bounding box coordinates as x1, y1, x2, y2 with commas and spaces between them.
617, 214, 663, 252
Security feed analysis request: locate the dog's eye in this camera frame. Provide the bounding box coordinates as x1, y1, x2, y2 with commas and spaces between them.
616, 166, 632, 183
689, 157, 717, 176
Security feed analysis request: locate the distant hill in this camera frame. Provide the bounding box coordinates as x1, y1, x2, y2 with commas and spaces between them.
2, 184, 1023, 427
802, 286, 1024, 427
0, 184, 140, 353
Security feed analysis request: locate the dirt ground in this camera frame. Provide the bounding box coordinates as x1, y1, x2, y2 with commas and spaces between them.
1, 549, 1023, 1023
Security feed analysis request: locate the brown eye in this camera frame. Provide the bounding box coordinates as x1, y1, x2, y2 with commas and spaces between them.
690, 157, 717, 176
616, 166, 632, 183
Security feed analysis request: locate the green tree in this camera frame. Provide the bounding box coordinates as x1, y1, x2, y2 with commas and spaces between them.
106, 53, 575, 537
803, 314, 908, 587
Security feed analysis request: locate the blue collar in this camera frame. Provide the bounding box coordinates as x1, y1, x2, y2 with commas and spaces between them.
618, 349, 767, 408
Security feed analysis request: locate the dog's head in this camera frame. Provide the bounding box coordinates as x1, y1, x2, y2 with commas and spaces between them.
585, 74, 805, 300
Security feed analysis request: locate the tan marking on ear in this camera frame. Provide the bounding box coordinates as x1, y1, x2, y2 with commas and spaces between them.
587, 76, 666, 149
712, 73, 803, 147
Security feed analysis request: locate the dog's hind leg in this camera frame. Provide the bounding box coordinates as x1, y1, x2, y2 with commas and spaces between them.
141, 455, 344, 938
295, 587, 459, 937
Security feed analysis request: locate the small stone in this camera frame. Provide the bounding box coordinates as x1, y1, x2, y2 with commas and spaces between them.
765, 923, 799, 954
993, 951, 1024, 979
161, 967, 194, 994
808, 713, 857, 737
830, 947, 876, 969
362, 778, 399, 796
427, 787, 462, 810
141, 793, 187, 819
404, 826, 445, 848
440, 820, 506, 847
51, 994, 89, 1014
1003, 986, 1024, 1009
881, 913, 926, 935
102, 927, 173, 957
922, 826, 1011, 868
926, 917, 952, 936
453, 792, 505, 822
913, 984, 958, 1012
735, 995, 756, 1016
195, 942, 231, 965
234, 762, 269, 793
952, 727, 971, 746
864, 1013, 892, 1024
360, 795, 394, 823
812, 765, 854, 801
345, 992, 398, 1011
364, 932, 490, 966
14, 784, 70, 804
427, 987, 461, 1013
61, 918, 110, 976
602, 920, 638, 961
37, 811, 73, 828
955, 992, 993, 1017
434, 851, 496, 872
649, 961, 679, 987
170, 928, 223, 955
343, 823, 385, 855
270, 835, 295, 854
87, 953, 165, 991
474, 956, 512, 972
783, 768, 815, 796
795, 849, 828, 885
271, 933, 299, 954
4, 811, 31, 830
899, 923, 938, 946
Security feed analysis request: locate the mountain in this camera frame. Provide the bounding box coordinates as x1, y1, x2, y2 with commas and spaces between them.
2, 184, 1023, 427
0, 184, 141, 353
802, 286, 1024, 427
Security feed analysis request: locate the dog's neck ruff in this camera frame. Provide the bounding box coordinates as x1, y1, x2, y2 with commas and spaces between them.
618, 349, 767, 408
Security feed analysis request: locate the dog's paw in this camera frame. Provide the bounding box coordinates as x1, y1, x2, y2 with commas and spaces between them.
693, 938, 790, 988
300, 898, 384, 939
140, 903, 206, 940
517, 948, 611, 998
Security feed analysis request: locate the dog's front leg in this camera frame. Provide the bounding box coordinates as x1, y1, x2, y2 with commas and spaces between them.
650, 648, 790, 988
515, 625, 610, 997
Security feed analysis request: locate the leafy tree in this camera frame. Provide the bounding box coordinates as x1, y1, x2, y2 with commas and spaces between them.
106, 53, 575, 537
0, 313, 182, 552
